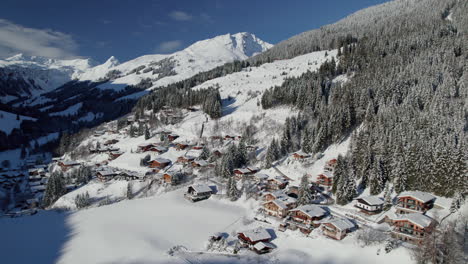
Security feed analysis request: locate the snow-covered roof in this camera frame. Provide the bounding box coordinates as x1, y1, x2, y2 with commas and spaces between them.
253, 241, 276, 251
98, 170, 117, 176
394, 213, 433, 228
327, 218, 355, 231
193, 160, 208, 166
61, 161, 81, 166
291, 204, 327, 218
240, 227, 271, 242
269, 176, 288, 184
254, 173, 269, 180
189, 184, 212, 193
247, 166, 260, 172
357, 196, 384, 206
319, 171, 333, 178
153, 158, 171, 164
397, 191, 435, 203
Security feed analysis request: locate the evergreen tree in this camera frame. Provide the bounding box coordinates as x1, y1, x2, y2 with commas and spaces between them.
226, 176, 239, 201
126, 182, 133, 199
42, 172, 67, 207
297, 175, 314, 205
199, 146, 210, 160
144, 125, 151, 140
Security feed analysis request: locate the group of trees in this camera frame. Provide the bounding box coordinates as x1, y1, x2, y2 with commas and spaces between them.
42, 171, 67, 207
215, 141, 248, 179
259, 0, 467, 197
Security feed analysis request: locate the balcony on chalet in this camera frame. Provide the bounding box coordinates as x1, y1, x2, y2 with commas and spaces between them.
392, 227, 425, 238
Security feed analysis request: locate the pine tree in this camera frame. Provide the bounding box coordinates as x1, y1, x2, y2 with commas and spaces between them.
227, 176, 239, 201
42, 172, 67, 207
126, 182, 133, 199
297, 175, 314, 205
144, 125, 151, 140
383, 181, 393, 210
199, 146, 210, 160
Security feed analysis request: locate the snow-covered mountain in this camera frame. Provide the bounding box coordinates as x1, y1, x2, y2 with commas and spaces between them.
0, 32, 272, 103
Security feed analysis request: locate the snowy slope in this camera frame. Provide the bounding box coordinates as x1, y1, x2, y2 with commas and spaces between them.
0, 110, 36, 134
80, 32, 273, 89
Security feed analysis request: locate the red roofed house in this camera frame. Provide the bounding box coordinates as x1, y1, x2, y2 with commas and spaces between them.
322, 218, 356, 240
288, 205, 329, 233
263, 196, 297, 218
149, 158, 171, 169
324, 159, 338, 172
396, 191, 435, 214
316, 172, 333, 190
292, 150, 311, 160
391, 213, 435, 244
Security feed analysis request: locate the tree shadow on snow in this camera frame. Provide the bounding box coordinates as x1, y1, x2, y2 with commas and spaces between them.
221, 97, 238, 117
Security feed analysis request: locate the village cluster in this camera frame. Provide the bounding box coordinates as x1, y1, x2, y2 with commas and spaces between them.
0, 109, 452, 257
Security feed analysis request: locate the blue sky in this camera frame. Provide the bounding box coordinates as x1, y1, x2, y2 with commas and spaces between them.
0, 0, 390, 62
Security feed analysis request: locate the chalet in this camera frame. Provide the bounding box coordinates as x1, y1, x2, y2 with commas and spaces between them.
324, 159, 338, 172
109, 151, 123, 160
253, 173, 269, 183
238, 228, 272, 247
93, 130, 105, 137
286, 185, 299, 198
58, 161, 81, 171
252, 241, 276, 254
292, 150, 311, 160
192, 143, 205, 150
262, 190, 286, 202
263, 196, 297, 218
177, 155, 196, 164
391, 213, 435, 243
246, 145, 258, 152
355, 196, 384, 214
316, 171, 333, 190
191, 160, 209, 168
51, 157, 62, 163
104, 139, 119, 146
266, 176, 289, 190
233, 168, 253, 180
167, 134, 179, 142
396, 191, 435, 214
97, 170, 118, 181
287, 205, 329, 233
247, 166, 260, 174
162, 171, 183, 185
322, 218, 356, 240
184, 184, 213, 202
149, 158, 171, 169
28, 168, 45, 176
175, 142, 190, 151
137, 143, 154, 152
224, 135, 236, 141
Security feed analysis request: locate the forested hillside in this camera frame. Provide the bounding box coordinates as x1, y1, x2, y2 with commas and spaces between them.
260, 0, 467, 198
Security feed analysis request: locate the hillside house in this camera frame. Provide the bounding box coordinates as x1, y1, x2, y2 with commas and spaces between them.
58, 161, 81, 171
355, 196, 384, 214
177, 155, 196, 164
184, 184, 212, 202
292, 150, 311, 160
149, 158, 171, 169
322, 218, 356, 240
162, 171, 183, 185
396, 191, 435, 214
267, 176, 289, 190
316, 172, 333, 190
191, 160, 209, 168
287, 205, 329, 233
253, 173, 269, 183
109, 151, 123, 160
238, 228, 272, 248
192, 143, 205, 150
324, 159, 338, 172
233, 168, 253, 180
212, 149, 223, 158
167, 134, 179, 142
104, 139, 119, 146
97, 170, 118, 181
175, 142, 190, 151
391, 213, 435, 243
252, 242, 276, 254
263, 196, 297, 218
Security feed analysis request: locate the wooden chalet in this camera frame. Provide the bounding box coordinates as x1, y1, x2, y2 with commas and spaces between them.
191, 160, 209, 168
104, 139, 119, 146
175, 142, 190, 151
266, 176, 289, 190
391, 213, 435, 243
109, 151, 123, 160
252, 241, 275, 254
212, 149, 223, 158
355, 196, 384, 214
396, 191, 435, 214
191, 144, 205, 150
162, 171, 183, 185
184, 184, 212, 202
322, 218, 356, 240
292, 150, 311, 160
263, 196, 297, 218
177, 155, 196, 164
96, 170, 118, 182
167, 134, 179, 142
233, 168, 253, 180
58, 161, 81, 171
149, 158, 171, 169
287, 205, 328, 233
324, 159, 338, 172
238, 228, 272, 247
316, 172, 333, 190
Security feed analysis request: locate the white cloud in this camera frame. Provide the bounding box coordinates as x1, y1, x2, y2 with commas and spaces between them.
169, 11, 192, 21
0, 19, 78, 59
156, 40, 183, 53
